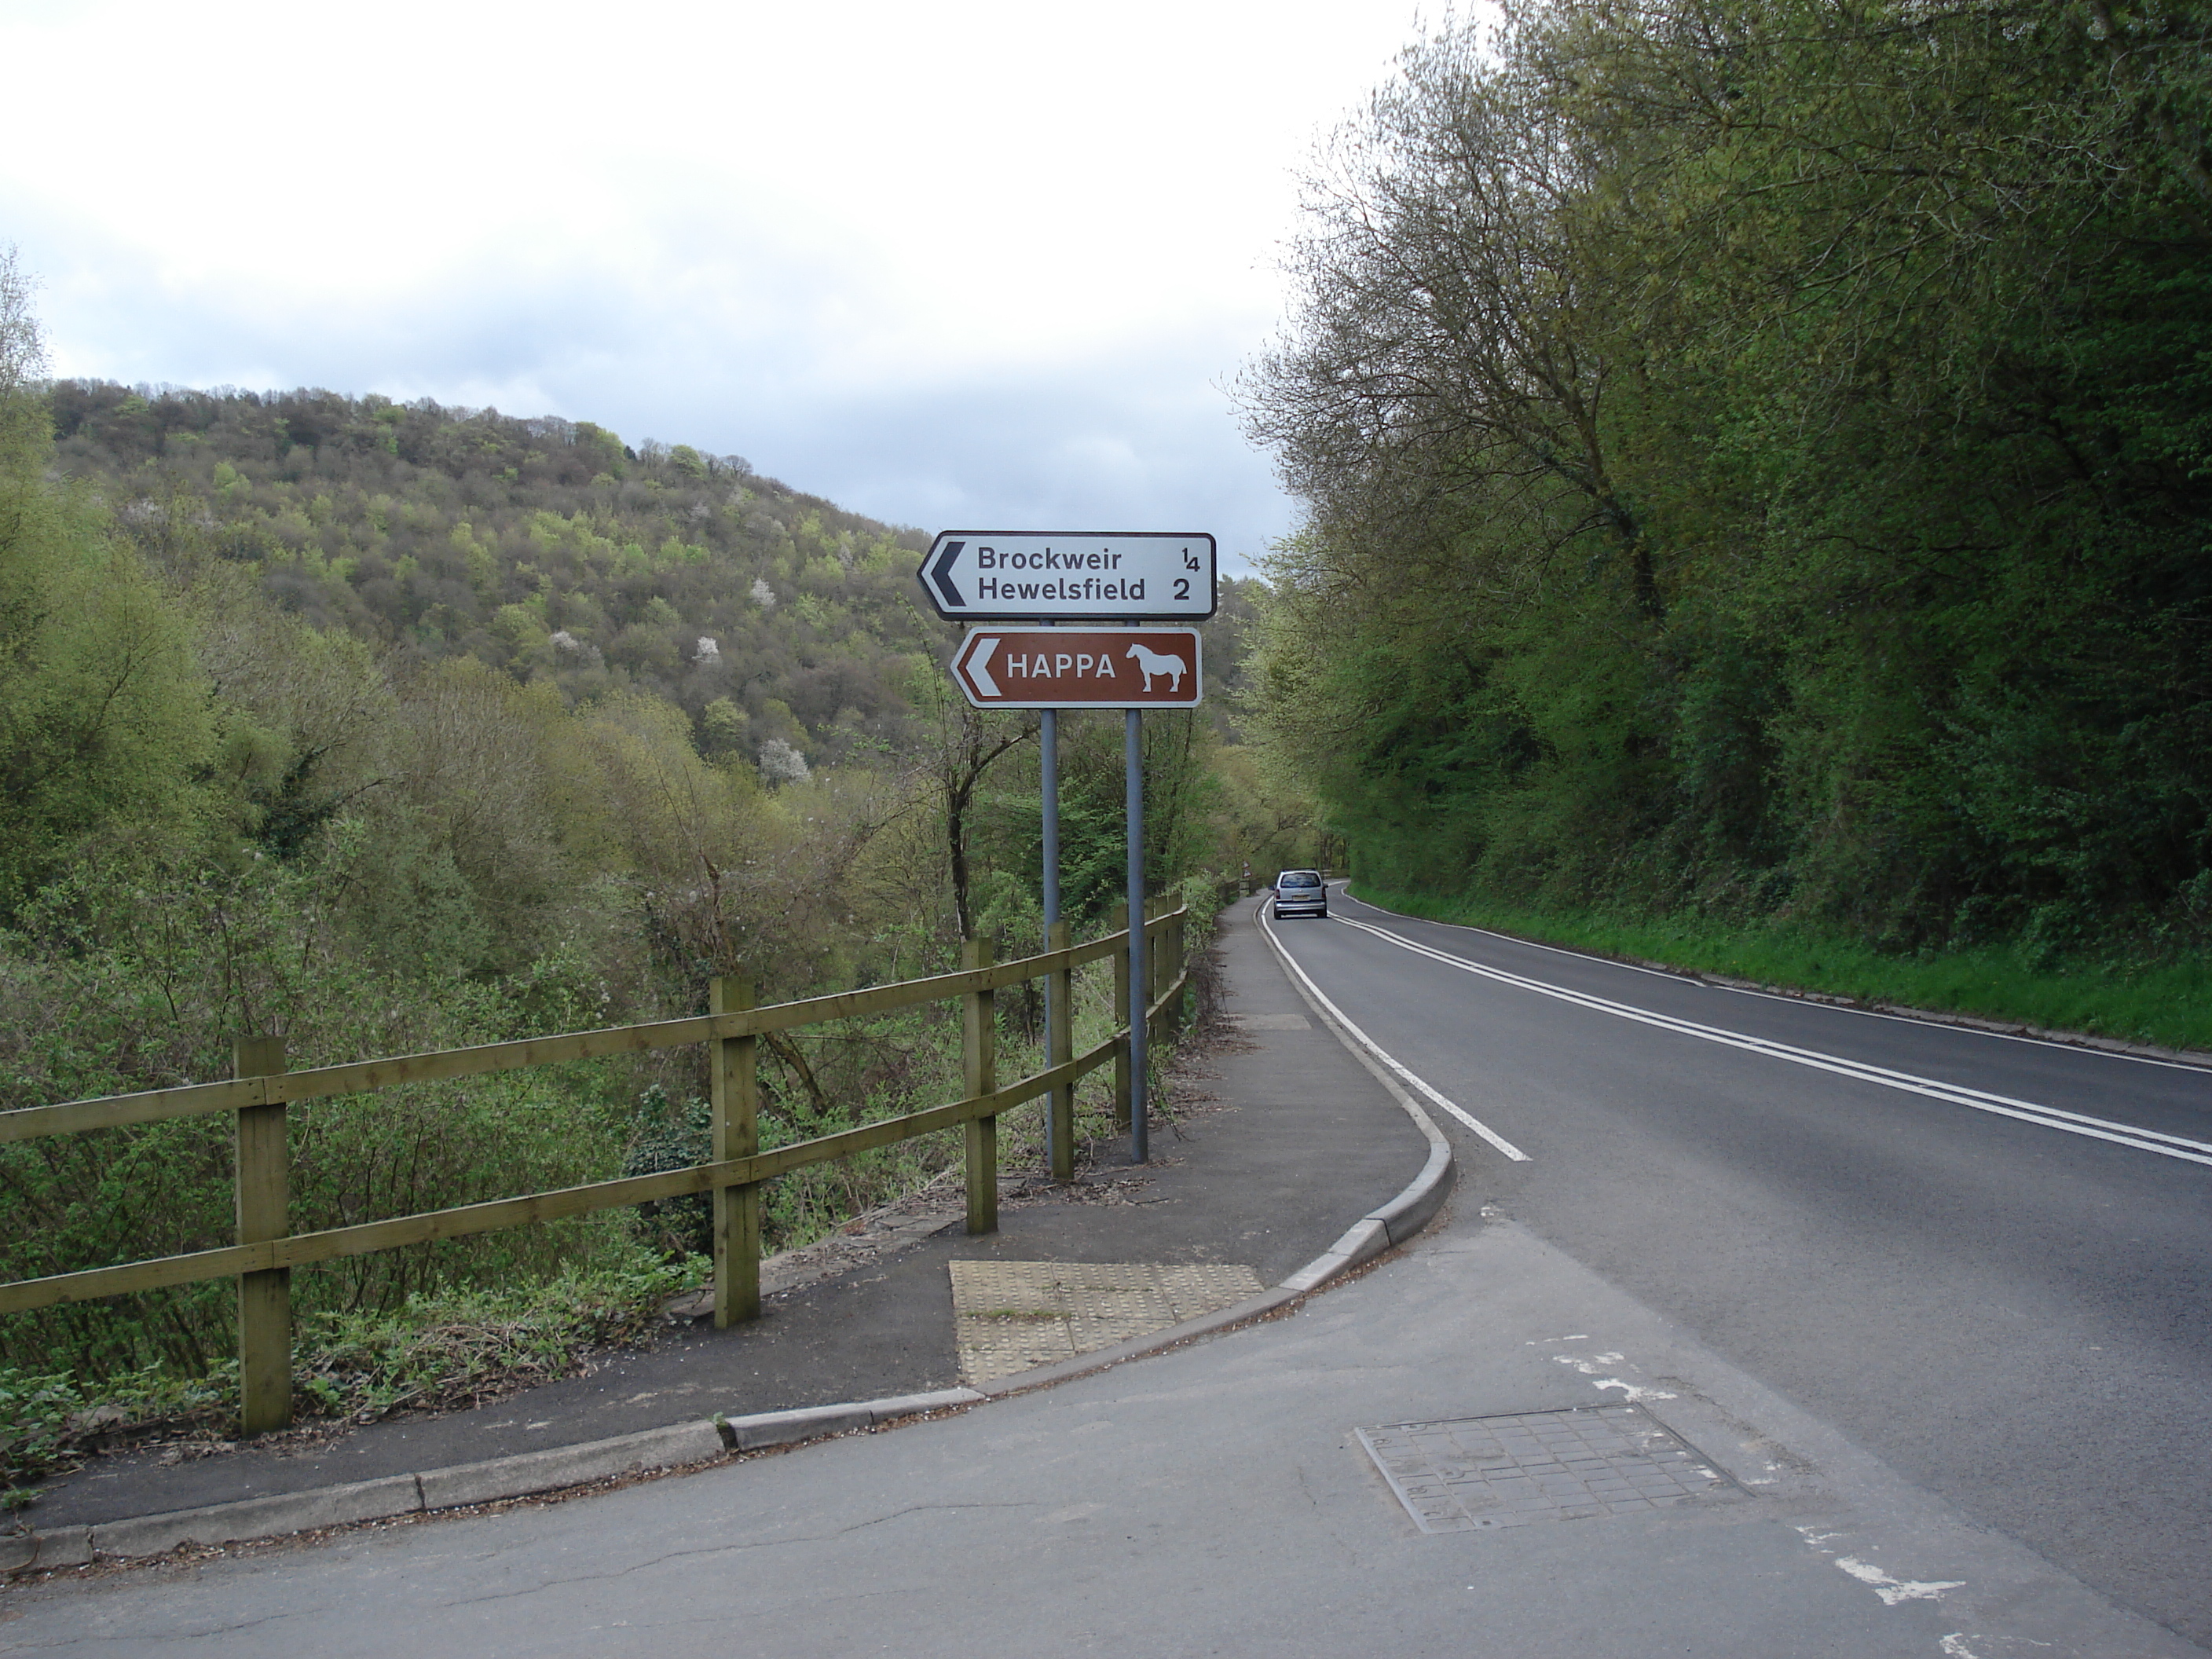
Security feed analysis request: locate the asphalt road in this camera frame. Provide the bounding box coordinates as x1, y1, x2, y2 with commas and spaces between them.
1265, 885, 2212, 1650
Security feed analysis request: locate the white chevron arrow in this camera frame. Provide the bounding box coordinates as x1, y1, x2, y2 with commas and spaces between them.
963, 635, 1000, 696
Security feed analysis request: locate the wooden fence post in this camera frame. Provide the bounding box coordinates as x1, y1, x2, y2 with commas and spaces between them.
1109, 902, 1132, 1132
963, 939, 998, 1235
233, 1035, 291, 1435
1146, 896, 1167, 1041
710, 976, 760, 1328
1047, 921, 1074, 1181
1166, 909, 1187, 1036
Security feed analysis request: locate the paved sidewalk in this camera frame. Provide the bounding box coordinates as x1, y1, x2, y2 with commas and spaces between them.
25, 899, 1433, 1536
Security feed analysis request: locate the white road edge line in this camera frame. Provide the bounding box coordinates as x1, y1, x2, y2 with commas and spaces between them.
1328, 884, 1678, 980
1332, 915, 2212, 1155
1328, 913, 2212, 1172
1258, 902, 1530, 1163
1333, 885, 2212, 1076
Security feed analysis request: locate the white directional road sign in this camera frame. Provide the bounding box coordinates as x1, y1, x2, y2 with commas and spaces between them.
920, 531, 1216, 620
950, 627, 1203, 709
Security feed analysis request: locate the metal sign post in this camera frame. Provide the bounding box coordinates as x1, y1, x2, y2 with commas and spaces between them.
1126, 702, 1147, 1164
1038, 617, 1060, 1174
1041, 705, 1060, 932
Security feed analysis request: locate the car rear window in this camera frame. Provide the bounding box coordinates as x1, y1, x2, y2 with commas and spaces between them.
1278, 872, 1320, 888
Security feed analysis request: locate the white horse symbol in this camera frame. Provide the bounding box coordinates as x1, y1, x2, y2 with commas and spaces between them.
1126, 643, 1188, 694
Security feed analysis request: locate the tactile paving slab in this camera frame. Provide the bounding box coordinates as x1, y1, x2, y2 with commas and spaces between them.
950, 1260, 1265, 1386
1357, 1404, 1746, 1533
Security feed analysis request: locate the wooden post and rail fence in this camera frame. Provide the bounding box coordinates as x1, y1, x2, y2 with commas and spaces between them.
0, 902, 1209, 1436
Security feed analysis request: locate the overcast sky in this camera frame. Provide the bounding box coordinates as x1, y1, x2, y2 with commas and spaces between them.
0, 0, 1476, 571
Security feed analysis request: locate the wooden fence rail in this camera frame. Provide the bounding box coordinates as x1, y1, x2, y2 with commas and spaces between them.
0, 903, 1201, 1433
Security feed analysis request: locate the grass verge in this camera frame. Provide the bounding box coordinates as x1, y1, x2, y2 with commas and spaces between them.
1349, 884, 2212, 1055
2, 1246, 699, 1511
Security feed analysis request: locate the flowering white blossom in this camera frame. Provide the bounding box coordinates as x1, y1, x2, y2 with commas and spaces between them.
749, 577, 777, 609
757, 738, 811, 783
550, 629, 581, 653
693, 635, 720, 663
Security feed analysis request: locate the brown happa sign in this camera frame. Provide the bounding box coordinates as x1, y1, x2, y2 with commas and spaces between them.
949, 626, 1203, 709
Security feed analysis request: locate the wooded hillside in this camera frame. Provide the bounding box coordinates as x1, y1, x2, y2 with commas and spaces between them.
46, 379, 936, 771
1241, 0, 2212, 966
0, 279, 1301, 1383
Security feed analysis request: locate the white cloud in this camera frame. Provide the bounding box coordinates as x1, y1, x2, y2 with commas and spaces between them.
1, 0, 1484, 568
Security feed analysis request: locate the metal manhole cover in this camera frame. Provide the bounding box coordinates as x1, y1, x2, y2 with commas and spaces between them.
1357, 1404, 1746, 1533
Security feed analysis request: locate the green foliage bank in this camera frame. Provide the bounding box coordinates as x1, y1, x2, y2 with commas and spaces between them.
1241, 1, 2212, 1005
0, 250, 1267, 1412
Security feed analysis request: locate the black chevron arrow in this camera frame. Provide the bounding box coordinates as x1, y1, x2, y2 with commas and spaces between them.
926, 540, 966, 608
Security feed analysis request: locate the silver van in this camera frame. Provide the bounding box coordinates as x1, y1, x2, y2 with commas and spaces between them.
1271, 870, 1328, 919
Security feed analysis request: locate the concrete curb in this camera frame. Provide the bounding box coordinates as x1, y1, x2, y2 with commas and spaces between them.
416, 1422, 727, 1511
1254, 894, 1460, 1284
6, 900, 1453, 1570
0, 1525, 91, 1573
10, 1392, 998, 1566
82, 1474, 431, 1562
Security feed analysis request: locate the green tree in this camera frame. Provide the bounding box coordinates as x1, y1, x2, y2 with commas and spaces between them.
1240, 1, 2212, 953
0, 250, 212, 911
